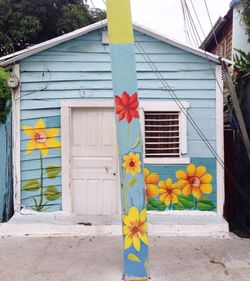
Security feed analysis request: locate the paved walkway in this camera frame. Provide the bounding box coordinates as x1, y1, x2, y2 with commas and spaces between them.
0, 235, 249, 281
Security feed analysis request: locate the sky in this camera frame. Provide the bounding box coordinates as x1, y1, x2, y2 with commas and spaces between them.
90, 0, 231, 46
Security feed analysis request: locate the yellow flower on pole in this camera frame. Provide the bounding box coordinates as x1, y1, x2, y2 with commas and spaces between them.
144, 168, 159, 203
158, 178, 181, 206
122, 152, 141, 175
22, 119, 61, 157
176, 164, 213, 199
123, 207, 148, 252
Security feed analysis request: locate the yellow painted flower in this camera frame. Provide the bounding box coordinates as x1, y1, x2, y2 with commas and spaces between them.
22, 119, 61, 157
122, 152, 141, 175
176, 164, 213, 199
123, 207, 148, 252
144, 168, 159, 203
158, 178, 181, 206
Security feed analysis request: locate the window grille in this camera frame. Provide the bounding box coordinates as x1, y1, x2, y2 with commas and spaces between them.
144, 111, 180, 158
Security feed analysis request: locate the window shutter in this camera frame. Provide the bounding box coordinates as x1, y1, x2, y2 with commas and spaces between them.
144, 112, 180, 158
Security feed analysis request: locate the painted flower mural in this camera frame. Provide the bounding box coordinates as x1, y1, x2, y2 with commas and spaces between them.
145, 164, 216, 212
158, 178, 181, 208
22, 119, 61, 212
115, 91, 139, 123
22, 119, 60, 156
123, 207, 148, 252
144, 168, 159, 203
122, 152, 141, 175
176, 164, 213, 199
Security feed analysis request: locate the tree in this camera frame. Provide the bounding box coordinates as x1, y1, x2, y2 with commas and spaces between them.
0, 67, 11, 123
241, 0, 250, 42
0, 0, 106, 56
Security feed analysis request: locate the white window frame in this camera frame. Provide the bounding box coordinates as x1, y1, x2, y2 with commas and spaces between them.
139, 100, 190, 165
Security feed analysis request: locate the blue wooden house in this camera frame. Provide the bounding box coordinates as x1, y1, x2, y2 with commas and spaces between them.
0, 20, 228, 233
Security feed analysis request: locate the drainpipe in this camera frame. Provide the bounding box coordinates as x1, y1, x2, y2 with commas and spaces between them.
106, 1, 149, 280
230, 0, 250, 55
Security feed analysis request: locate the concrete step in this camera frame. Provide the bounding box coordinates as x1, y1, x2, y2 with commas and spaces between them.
0, 210, 229, 237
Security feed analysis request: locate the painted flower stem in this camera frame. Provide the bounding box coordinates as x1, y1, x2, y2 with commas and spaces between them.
169, 202, 172, 210
37, 151, 44, 211
122, 168, 129, 214
194, 197, 198, 210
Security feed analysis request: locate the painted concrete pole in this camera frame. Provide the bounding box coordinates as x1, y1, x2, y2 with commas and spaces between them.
106, 1, 149, 280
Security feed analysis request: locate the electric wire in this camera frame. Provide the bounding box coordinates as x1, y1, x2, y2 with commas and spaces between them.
180, 0, 192, 45
62, 1, 250, 206
189, 0, 206, 38
203, 0, 219, 46
181, 0, 250, 206
91, 0, 225, 170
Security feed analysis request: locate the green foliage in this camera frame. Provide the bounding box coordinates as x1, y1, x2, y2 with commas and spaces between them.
233, 48, 250, 75
0, 67, 11, 123
224, 49, 250, 113
241, 0, 250, 43
0, 0, 106, 56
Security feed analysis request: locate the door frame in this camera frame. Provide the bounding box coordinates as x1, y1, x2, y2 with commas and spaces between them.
60, 99, 120, 213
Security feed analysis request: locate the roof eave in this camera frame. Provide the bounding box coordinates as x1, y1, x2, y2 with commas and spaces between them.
133, 22, 221, 64
0, 20, 233, 67
0, 20, 108, 67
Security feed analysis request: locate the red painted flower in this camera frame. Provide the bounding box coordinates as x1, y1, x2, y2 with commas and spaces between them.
115, 92, 139, 123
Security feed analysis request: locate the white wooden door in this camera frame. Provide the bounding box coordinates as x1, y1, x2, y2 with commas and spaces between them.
70, 107, 120, 215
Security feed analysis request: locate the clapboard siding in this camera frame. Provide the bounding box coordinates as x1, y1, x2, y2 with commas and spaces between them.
19, 29, 218, 212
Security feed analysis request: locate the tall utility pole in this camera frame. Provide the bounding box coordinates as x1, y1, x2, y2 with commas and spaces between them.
106, 1, 149, 280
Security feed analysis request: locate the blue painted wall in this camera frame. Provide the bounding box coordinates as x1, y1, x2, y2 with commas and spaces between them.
19, 29, 218, 212
0, 112, 13, 221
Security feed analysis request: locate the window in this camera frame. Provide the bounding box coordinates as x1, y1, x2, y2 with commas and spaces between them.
144, 111, 180, 158
140, 101, 190, 164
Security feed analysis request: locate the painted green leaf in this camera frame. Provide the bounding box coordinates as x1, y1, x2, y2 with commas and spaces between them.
147, 203, 154, 210
197, 197, 216, 211
131, 136, 140, 149
178, 194, 195, 209
45, 186, 61, 201
46, 165, 61, 178
157, 204, 167, 211
148, 198, 159, 207
128, 177, 137, 188
128, 253, 141, 263
173, 201, 185, 210
22, 179, 40, 191
144, 257, 149, 272
147, 199, 166, 211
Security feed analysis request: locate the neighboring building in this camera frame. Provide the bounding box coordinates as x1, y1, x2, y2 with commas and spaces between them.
201, 0, 250, 126
201, 0, 250, 231
201, 0, 250, 59
0, 20, 228, 235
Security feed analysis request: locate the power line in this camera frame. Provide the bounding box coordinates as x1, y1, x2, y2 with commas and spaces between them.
79, 1, 250, 206
203, 0, 219, 46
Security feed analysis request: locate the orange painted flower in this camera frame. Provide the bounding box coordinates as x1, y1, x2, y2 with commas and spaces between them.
122, 152, 141, 175
123, 207, 148, 252
176, 164, 213, 199
144, 168, 159, 203
115, 91, 139, 123
22, 119, 61, 157
158, 178, 181, 206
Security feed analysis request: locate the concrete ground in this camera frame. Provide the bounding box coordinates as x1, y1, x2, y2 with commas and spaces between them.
0, 235, 249, 281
